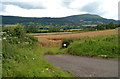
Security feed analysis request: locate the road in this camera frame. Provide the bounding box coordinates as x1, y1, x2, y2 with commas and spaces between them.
44, 54, 118, 77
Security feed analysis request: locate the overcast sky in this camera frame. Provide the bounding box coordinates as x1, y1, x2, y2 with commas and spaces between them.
0, 0, 119, 20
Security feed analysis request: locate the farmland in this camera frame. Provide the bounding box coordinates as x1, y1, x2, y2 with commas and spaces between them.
34, 29, 117, 47
2, 24, 119, 77
2, 15, 119, 77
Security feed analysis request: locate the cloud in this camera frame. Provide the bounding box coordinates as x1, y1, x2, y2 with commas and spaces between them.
98, 0, 119, 20
0, 3, 5, 12
2, 2, 45, 9
1, 4, 85, 17
119, 1, 120, 20
81, 1, 101, 13
0, 0, 119, 20
61, 0, 73, 8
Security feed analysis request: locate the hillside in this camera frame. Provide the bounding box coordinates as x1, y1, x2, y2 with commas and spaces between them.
1, 14, 118, 26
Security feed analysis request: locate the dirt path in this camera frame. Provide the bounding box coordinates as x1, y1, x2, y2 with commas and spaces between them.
44, 55, 118, 77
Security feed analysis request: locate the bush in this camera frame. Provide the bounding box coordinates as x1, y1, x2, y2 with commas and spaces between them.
2, 24, 37, 45
2, 24, 25, 38
13, 24, 26, 38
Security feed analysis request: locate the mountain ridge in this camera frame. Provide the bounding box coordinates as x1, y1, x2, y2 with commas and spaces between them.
1, 14, 119, 26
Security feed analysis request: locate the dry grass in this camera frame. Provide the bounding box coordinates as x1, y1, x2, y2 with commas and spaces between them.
35, 29, 117, 47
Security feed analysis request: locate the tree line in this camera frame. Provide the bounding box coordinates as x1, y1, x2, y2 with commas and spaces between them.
83, 22, 120, 31
2, 22, 120, 33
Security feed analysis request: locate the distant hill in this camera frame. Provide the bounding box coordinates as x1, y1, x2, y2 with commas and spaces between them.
1, 14, 119, 26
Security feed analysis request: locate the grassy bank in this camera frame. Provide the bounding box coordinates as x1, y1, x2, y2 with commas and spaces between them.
3, 42, 73, 77
2, 24, 73, 77
67, 35, 119, 58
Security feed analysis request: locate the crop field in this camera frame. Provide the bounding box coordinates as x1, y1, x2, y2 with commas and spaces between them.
35, 29, 117, 47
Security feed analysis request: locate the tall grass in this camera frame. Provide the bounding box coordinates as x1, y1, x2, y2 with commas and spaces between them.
2, 24, 73, 77
67, 35, 119, 58
2, 41, 73, 77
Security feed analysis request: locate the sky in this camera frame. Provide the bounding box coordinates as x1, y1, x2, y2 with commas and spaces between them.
0, 0, 120, 20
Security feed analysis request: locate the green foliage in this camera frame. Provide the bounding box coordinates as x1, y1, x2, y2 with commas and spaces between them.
94, 22, 119, 30
48, 26, 60, 32
2, 24, 37, 44
13, 24, 26, 38
3, 24, 26, 38
67, 35, 119, 58
2, 42, 72, 77
83, 22, 119, 31
2, 26, 73, 77
24, 22, 39, 33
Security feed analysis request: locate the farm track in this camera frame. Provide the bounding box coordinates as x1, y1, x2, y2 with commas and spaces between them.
44, 54, 118, 77
35, 29, 117, 47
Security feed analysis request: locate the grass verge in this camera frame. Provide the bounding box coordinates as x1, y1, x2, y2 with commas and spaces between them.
67, 35, 119, 58
2, 24, 73, 77
2, 41, 73, 77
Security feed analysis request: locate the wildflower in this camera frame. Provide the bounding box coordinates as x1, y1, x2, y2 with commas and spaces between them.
0, 54, 2, 57
32, 58, 35, 60
25, 42, 29, 44
41, 70, 44, 72
45, 68, 49, 70
18, 42, 20, 43
52, 71, 55, 73
7, 35, 9, 37
3, 37, 6, 40
1, 32, 6, 35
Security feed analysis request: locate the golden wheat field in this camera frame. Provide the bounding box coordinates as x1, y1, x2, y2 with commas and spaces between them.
34, 29, 117, 47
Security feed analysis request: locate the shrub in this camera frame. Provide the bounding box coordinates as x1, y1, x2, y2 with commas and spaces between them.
13, 24, 26, 38
2, 24, 37, 45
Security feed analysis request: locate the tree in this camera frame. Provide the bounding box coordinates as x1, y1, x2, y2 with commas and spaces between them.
108, 22, 115, 29
25, 22, 39, 33
49, 26, 60, 32
13, 23, 26, 38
